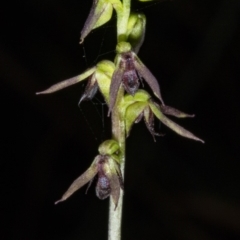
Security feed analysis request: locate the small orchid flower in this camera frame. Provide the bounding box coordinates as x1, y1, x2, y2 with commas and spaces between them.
122, 90, 204, 143
55, 140, 123, 209
109, 42, 165, 114
36, 60, 115, 104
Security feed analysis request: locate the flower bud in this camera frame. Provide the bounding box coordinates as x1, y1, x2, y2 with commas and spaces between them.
55, 149, 123, 209
126, 13, 146, 53
98, 139, 120, 156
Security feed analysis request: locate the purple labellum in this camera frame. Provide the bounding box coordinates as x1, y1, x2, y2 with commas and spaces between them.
78, 76, 98, 105
96, 173, 111, 200
122, 53, 140, 95
95, 158, 111, 200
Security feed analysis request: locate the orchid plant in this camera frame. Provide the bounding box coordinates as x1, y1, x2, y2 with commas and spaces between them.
37, 0, 204, 239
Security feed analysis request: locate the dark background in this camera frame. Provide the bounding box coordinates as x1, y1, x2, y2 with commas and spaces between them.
1, 0, 240, 239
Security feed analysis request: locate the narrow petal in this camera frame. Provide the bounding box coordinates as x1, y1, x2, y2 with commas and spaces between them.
55, 157, 99, 204
78, 75, 98, 104
95, 60, 115, 103
109, 174, 121, 209
149, 102, 204, 143
133, 54, 165, 105
160, 105, 195, 118
108, 57, 124, 114
36, 67, 96, 94
143, 106, 164, 141
104, 159, 123, 209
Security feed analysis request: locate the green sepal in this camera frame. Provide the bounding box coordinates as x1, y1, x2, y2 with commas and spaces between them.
120, 89, 151, 114
93, 2, 113, 29
55, 155, 100, 204
160, 105, 195, 118
116, 41, 132, 54
149, 101, 204, 143
133, 53, 165, 105
127, 13, 146, 53
98, 139, 120, 156
80, 0, 113, 42
95, 60, 115, 103
108, 53, 124, 113
111, 154, 121, 164
125, 101, 148, 136
102, 157, 123, 209
36, 67, 96, 95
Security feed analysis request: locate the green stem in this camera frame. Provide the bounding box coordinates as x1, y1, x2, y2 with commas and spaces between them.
108, 1, 130, 239
108, 86, 125, 240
